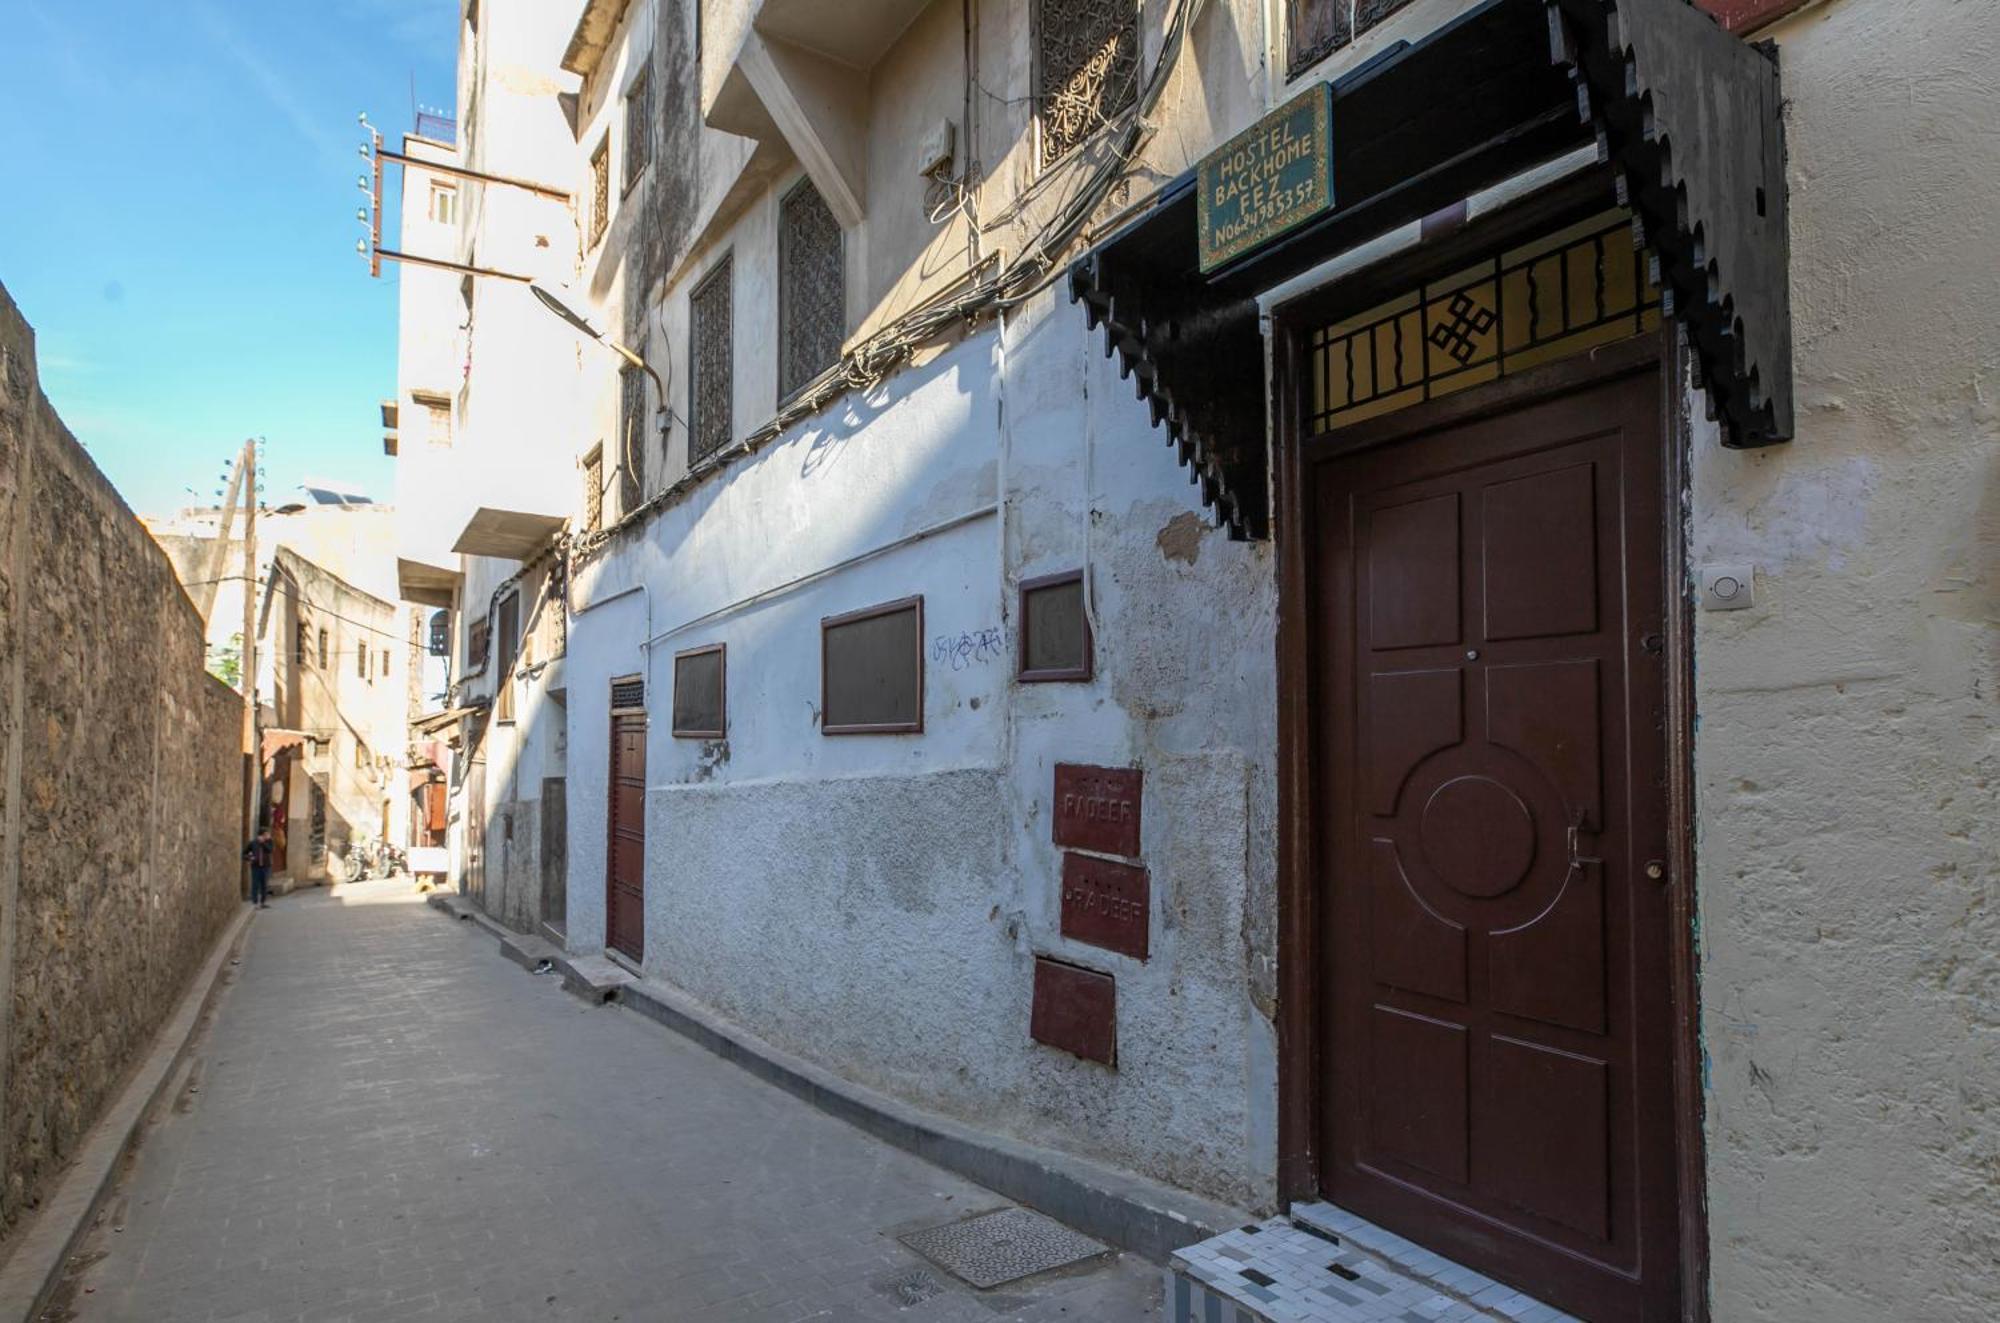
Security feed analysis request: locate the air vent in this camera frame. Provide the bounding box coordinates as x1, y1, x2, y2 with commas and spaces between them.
610, 677, 645, 712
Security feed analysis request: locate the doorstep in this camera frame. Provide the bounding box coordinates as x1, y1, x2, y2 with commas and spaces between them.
1168, 1204, 1579, 1323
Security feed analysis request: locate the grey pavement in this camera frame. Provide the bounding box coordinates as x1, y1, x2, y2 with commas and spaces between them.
58, 879, 1162, 1323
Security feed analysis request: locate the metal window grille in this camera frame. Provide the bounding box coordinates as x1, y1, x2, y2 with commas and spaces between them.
1034, 0, 1137, 166
1287, 0, 1350, 75
583, 447, 604, 530
689, 257, 733, 464
297, 622, 310, 663
589, 139, 610, 248
318, 628, 329, 669
610, 676, 646, 711
779, 179, 843, 401
624, 66, 652, 192
358, 642, 367, 679
1355, 0, 1419, 37
618, 367, 646, 511
1305, 212, 1662, 434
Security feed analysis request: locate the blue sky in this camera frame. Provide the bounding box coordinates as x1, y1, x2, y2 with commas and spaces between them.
0, 0, 458, 516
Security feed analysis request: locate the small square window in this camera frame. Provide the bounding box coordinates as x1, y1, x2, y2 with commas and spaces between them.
671, 644, 726, 739
821, 596, 923, 735
1018, 570, 1092, 682
413, 391, 453, 449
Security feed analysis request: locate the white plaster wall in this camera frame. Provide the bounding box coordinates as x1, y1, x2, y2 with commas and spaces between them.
1689, 4, 2000, 1320
565, 301, 1280, 1205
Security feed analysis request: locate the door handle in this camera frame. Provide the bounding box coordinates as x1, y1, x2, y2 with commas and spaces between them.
1566, 810, 1601, 872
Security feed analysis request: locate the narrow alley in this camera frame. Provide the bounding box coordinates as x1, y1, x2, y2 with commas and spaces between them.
54, 884, 1160, 1323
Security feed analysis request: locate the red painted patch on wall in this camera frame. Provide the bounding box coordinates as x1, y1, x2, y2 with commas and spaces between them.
1030, 958, 1117, 1066
1060, 853, 1150, 961
1052, 763, 1142, 859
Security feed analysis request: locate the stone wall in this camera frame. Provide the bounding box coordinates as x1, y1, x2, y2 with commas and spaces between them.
0, 284, 243, 1236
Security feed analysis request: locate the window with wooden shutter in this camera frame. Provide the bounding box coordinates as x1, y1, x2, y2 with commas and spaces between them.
1034, 0, 1137, 166
779, 179, 843, 401
689, 256, 733, 464
821, 597, 924, 735
495, 593, 519, 722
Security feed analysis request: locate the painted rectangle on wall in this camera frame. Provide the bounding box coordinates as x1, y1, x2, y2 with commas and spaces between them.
1052, 763, 1142, 858
1030, 958, 1117, 1066
1060, 853, 1150, 961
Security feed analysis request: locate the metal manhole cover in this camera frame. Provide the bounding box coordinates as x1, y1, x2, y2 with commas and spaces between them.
899, 1207, 1109, 1289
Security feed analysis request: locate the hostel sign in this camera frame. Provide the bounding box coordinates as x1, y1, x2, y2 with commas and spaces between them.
1197, 83, 1334, 273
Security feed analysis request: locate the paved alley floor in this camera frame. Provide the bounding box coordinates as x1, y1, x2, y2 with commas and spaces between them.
57, 880, 1161, 1323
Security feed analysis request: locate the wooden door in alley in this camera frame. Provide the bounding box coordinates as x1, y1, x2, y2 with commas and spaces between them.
1314, 365, 1679, 1321
465, 760, 486, 903
606, 703, 647, 962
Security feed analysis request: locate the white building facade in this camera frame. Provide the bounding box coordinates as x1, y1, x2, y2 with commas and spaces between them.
385, 2, 1999, 1320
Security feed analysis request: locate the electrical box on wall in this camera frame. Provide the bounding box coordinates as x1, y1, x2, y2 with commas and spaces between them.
917, 118, 956, 178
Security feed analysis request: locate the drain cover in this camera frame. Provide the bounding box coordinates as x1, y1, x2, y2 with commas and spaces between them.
900, 1207, 1109, 1289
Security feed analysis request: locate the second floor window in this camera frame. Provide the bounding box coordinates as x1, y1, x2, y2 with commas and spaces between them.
624, 64, 652, 192
318, 628, 329, 669
619, 366, 646, 512
494, 593, 519, 722
689, 256, 733, 465
1034, 0, 1137, 166
414, 391, 453, 448
589, 139, 610, 248
583, 445, 604, 530
779, 178, 843, 401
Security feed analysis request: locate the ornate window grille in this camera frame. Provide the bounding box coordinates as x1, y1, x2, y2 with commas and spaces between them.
1306, 211, 1662, 434
1034, 0, 1137, 166
583, 446, 603, 530
1286, 0, 1418, 77
623, 64, 651, 193
618, 366, 646, 512
589, 139, 610, 248
778, 179, 843, 402
689, 257, 733, 464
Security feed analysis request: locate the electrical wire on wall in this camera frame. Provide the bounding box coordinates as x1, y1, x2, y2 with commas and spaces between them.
566, 0, 1212, 563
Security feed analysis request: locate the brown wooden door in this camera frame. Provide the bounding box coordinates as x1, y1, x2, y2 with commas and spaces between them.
1315, 366, 1678, 1322
606, 712, 647, 961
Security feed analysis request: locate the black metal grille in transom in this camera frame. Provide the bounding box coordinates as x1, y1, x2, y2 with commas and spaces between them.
689, 257, 733, 464
1305, 212, 1662, 434
1287, 0, 1418, 75
610, 677, 645, 711
1035, 0, 1136, 166
779, 179, 843, 401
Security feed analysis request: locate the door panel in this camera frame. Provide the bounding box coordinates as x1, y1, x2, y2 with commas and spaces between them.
606, 712, 647, 961
1316, 367, 1677, 1323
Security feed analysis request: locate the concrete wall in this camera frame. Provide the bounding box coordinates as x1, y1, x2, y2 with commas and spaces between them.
1688, 4, 2000, 1319
0, 285, 242, 1235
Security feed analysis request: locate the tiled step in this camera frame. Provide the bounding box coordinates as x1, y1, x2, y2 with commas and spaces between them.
1167, 1204, 1580, 1323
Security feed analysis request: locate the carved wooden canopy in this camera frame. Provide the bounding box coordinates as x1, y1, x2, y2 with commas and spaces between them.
1069, 0, 1792, 541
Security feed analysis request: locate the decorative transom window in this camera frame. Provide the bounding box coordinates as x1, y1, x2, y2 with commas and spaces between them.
618, 366, 646, 512
623, 64, 652, 192
778, 178, 843, 402
1287, 0, 1419, 77
582, 445, 604, 530
689, 256, 733, 465
1305, 211, 1662, 434
1034, 0, 1137, 166
589, 139, 610, 248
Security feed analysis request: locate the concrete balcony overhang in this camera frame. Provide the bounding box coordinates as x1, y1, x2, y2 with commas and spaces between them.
451, 507, 567, 561
561, 0, 635, 80
703, 0, 938, 229
398, 557, 462, 608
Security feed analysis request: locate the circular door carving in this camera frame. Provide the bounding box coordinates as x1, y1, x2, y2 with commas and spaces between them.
1420, 775, 1536, 898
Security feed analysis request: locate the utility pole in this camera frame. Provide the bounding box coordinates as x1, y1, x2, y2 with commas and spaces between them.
238, 439, 258, 898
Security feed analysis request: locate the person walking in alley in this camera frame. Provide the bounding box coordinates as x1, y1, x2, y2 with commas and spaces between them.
243, 827, 274, 909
